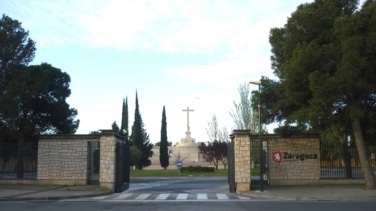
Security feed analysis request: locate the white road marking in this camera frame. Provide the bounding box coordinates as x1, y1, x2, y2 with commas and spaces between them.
197, 193, 208, 200
114, 193, 133, 200
155, 193, 170, 200
216, 193, 229, 200
134, 193, 151, 200
176, 193, 188, 200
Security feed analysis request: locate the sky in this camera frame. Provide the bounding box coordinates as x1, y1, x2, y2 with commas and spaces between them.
1, 0, 314, 144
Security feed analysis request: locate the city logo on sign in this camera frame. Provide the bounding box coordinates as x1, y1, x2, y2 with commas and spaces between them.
272, 151, 282, 163
272, 151, 318, 163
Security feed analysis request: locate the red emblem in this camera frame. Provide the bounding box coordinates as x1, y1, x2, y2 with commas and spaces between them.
272, 152, 282, 163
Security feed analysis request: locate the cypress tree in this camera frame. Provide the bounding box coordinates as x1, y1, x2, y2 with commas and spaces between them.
159, 106, 169, 169
111, 121, 120, 133
130, 91, 153, 170
120, 97, 129, 140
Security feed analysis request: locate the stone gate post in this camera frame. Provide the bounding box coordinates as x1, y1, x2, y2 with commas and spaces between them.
232, 130, 251, 192
99, 130, 117, 191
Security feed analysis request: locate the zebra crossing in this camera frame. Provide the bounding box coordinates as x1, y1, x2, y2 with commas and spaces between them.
79, 192, 250, 201
126, 181, 176, 191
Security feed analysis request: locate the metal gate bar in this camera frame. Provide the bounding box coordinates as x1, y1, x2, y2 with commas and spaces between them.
88, 141, 100, 184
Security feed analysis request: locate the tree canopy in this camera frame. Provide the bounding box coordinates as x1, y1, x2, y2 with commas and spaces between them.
0, 14, 35, 78
229, 83, 259, 132
268, 0, 376, 189
206, 115, 229, 142
198, 141, 228, 170
159, 106, 169, 169
130, 91, 153, 170
120, 97, 129, 138
0, 14, 79, 178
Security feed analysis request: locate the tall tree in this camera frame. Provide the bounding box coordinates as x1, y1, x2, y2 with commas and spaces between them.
333, 0, 376, 188
159, 106, 169, 169
0, 15, 79, 178
229, 83, 259, 133
0, 14, 35, 88
130, 91, 153, 170
269, 0, 375, 189
0, 63, 79, 177
120, 97, 129, 139
206, 115, 230, 142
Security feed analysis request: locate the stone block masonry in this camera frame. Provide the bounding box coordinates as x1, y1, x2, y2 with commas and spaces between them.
98, 133, 118, 190
37, 132, 123, 191
233, 130, 251, 192
230, 132, 360, 188
268, 137, 321, 184
38, 135, 99, 184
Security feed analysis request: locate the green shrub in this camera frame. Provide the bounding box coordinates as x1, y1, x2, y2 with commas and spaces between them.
180, 166, 215, 173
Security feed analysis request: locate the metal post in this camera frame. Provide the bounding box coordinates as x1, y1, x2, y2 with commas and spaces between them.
250, 79, 263, 192
258, 84, 263, 192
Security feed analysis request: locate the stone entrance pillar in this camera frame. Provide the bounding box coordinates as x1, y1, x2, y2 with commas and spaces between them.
232, 130, 251, 192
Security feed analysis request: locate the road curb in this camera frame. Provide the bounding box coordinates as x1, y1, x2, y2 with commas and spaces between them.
238, 191, 376, 202
0, 191, 113, 201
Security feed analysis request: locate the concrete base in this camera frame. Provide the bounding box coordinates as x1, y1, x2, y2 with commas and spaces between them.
236, 182, 250, 192
100, 182, 115, 192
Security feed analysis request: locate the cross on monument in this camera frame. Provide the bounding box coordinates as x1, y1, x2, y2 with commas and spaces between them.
182, 107, 194, 139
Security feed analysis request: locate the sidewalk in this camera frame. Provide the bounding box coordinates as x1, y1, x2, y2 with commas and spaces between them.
1, 184, 376, 201
240, 184, 376, 201
0, 184, 111, 201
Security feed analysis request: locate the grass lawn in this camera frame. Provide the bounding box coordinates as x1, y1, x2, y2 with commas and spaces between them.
130, 168, 228, 177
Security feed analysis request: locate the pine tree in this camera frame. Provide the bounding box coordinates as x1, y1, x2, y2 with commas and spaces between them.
159, 106, 169, 169
130, 91, 153, 170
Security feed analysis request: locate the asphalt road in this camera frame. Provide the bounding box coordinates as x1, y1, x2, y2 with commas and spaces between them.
1, 176, 376, 211
128, 176, 229, 193
1, 201, 376, 211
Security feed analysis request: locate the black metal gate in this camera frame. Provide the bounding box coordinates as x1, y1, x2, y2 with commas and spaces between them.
320, 142, 376, 178
227, 141, 236, 193
250, 137, 269, 187
114, 141, 130, 193
88, 141, 100, 184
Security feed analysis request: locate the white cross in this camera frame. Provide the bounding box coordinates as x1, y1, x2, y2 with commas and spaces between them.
182, 107, 194, 134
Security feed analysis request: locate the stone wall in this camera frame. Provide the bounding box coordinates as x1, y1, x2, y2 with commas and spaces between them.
37, 131, 124, 191
267, 137, 320, 185
37, 135, 99, 185
233, 130, 251, 192
98, 131, 124, 191
230, 132, 323, 190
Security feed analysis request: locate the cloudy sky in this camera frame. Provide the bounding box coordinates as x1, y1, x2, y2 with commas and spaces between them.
2, 0, 314, 144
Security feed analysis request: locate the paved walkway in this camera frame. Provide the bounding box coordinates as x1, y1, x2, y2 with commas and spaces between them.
0, 184, 111, 201
0, 184, 376, 201
240, 184, 376, 201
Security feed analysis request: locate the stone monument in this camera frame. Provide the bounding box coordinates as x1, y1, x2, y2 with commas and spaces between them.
171, 107, 200, 165
148, 106, 212, 169
178, 107, 196, 146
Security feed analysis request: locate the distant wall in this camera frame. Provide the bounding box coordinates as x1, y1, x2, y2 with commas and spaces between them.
148, 145, 213, 170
